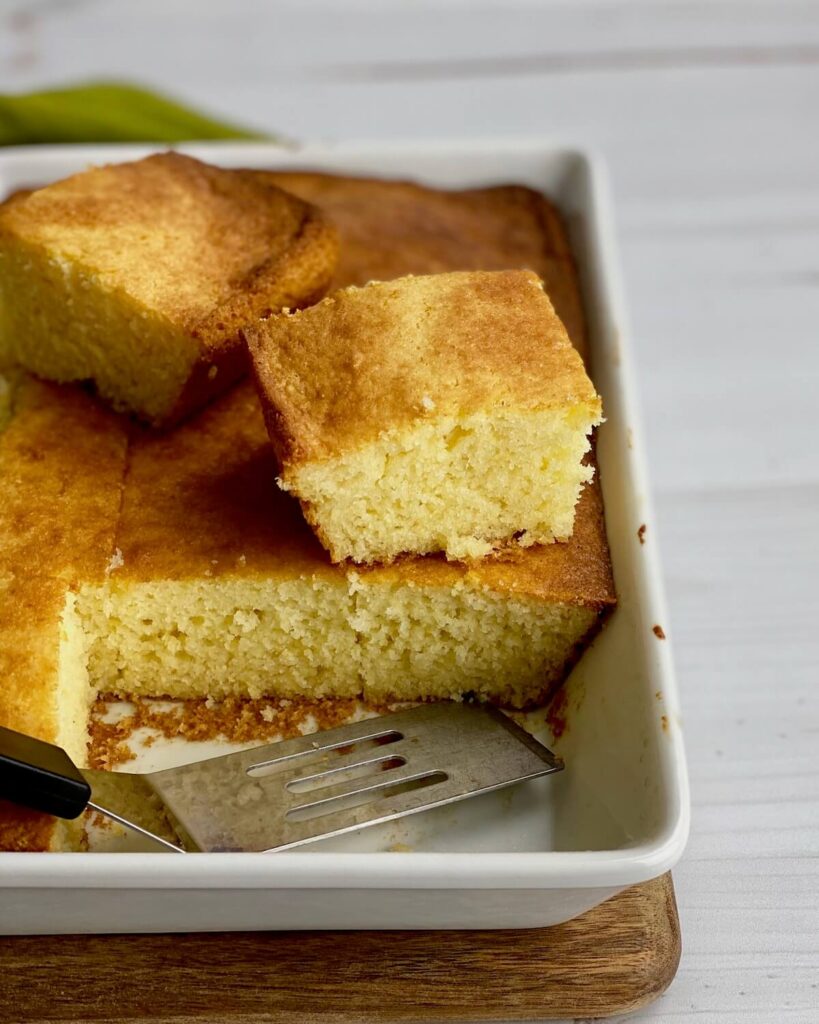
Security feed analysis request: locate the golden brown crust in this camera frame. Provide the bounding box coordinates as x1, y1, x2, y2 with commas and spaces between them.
0, 381, 126, 850
0, 170, 615, 852
259, 170, 589, 364
0, 575, 67, 851
0, 800, 59, 852
115, 381, 338, 583
0, 378, 129, 584
159, 337, 250, 432
245, 269, 599, 466
161, 208, 339, 429
261, 172, 572, 269
0, 155, 337, 338
539, 257, 588, 370
0, 155, 339, 426
0, 575, 65, 744
0, 378, 128, 851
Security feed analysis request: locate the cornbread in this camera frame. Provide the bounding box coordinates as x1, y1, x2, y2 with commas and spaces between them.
0, 576, 89, 851
0, 375, 610, 849
0, 171, 615, 852
85, 380, 611, 709
0, 153, 338, 426
246, 270, 602, 563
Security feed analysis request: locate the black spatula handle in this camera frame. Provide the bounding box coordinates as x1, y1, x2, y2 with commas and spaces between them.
0, 725, 91, 819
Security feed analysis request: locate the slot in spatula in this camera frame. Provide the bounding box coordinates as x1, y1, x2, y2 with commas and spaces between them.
0, 704, 563, 852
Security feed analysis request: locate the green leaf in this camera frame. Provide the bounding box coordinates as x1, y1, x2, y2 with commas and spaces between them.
0, 82, 270, 146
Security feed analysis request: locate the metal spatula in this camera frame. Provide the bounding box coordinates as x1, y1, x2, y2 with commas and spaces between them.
0, 704, 563, 852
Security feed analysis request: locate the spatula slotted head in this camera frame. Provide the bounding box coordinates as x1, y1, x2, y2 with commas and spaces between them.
145, 704, 563, 852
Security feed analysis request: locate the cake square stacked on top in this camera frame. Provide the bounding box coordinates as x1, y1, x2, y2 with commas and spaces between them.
0, 156, 615, 851
0, 153, 338, 425
245, 269, 602, 564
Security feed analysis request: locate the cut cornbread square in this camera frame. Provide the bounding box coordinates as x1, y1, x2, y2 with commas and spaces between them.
91, 378, 613, 709
245, 269, 603, 564
0, 153, 338, 426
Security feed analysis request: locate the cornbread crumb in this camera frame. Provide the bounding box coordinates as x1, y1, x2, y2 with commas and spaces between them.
74, 567, 601, 708
87, 713, 137, 770
246, 270, 602, 564
88, 694, 372, 767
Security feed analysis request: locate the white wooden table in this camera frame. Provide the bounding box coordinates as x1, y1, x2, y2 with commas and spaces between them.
1, 1, 817, 1020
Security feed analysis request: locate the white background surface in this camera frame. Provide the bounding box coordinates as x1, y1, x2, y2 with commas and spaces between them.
1, 1, 817, 1021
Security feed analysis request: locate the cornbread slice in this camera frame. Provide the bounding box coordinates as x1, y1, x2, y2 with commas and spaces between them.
246, 270, 602, 564
0, 153, 338, 426
89, 379, 612, 708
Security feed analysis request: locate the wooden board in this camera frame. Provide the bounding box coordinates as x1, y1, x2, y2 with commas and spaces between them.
0, 874, 679, 1023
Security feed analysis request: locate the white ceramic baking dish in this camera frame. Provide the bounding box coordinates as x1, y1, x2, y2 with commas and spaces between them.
0, 140, 689, 934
